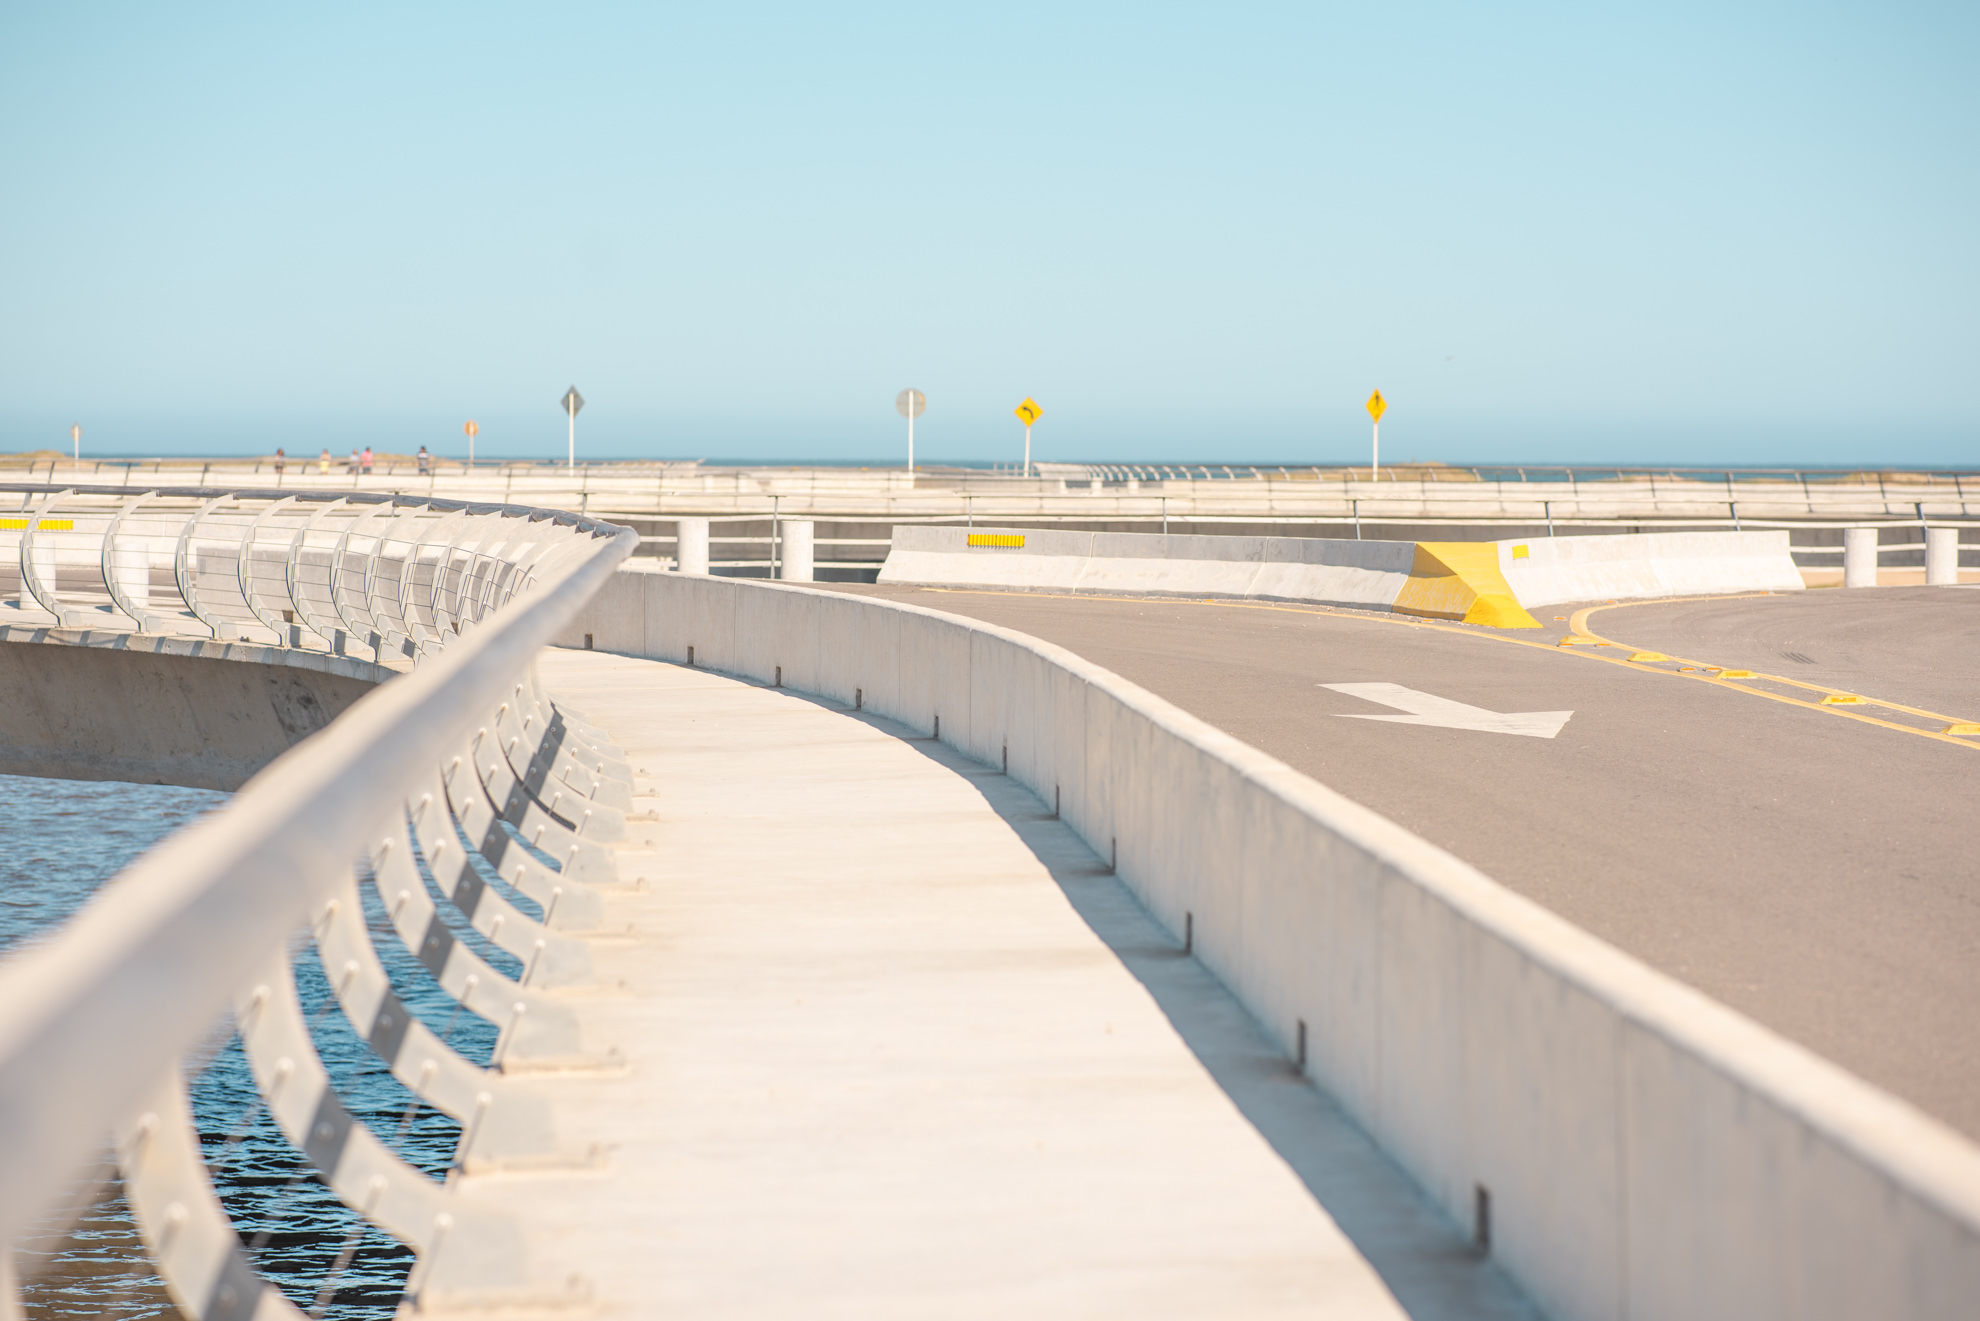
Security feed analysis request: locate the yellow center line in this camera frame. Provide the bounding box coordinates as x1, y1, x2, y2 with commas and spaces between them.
1567, 599, 1980, 749
910, 586, 1980, 753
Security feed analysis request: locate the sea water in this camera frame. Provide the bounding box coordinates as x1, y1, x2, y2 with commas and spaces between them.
1, 773, 498, 1319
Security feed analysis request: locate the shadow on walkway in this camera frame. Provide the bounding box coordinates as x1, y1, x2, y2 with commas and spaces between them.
782, 688, 1538, 1321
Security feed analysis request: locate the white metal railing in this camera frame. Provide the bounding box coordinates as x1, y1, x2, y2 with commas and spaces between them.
0, 484, 636, 1316
2, 462, 1975, 529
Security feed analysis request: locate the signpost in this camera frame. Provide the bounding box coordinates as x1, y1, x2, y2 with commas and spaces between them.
69, 424, 80, 464
895, 388, 926, 472
560, 387, 585, 472
464, 418, 478, 466
1365, 390, 1386, 479
1013, 397, 1043, 477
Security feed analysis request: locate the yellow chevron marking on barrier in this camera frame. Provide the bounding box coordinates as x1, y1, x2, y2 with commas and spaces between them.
0, 519, 74, 531
1391, 542, 1540, 629
967, 533, 1026, 549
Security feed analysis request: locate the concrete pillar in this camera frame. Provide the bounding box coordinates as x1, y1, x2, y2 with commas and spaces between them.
1842, 527, 1878, 588
675, 517, 709, 574
779, 520, 814, 583
1926, 526, 1959, 585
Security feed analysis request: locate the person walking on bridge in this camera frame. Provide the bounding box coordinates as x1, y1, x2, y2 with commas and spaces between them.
360, 446, 374, 475
417, 445, 431, 475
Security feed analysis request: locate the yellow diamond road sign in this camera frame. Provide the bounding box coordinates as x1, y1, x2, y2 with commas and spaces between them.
1366, 390, 1386, 422
1014, 397, 1043, 426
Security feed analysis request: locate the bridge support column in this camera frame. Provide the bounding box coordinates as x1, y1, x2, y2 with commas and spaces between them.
1926, 526, 1959, 585
780, 520, 814, 582
1842, 527, 1878, 588
675, 518, 709, 574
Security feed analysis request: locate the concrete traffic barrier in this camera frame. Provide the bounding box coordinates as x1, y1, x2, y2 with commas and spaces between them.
1926, 527, 1959, 585
1495, 530, 1804, 606
561, 563, 1980, 1321
1843, 527, 1879, 587
675, 517, 710, 574
883, 526, 1804, 624
779, 519, 814, 582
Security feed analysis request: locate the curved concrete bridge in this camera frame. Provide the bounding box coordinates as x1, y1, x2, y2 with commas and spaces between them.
1, 485, 1977, 1320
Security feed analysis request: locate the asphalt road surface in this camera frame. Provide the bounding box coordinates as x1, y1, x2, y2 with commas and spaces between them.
823, 582, 1980, 1139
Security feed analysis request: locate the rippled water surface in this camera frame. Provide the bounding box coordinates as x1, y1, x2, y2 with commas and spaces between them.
1, 773, 495, 1319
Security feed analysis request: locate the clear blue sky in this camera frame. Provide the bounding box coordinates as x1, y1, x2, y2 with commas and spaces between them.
2, 2, 1974, 466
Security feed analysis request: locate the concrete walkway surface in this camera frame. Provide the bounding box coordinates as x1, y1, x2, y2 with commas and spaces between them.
451, 648, 1531, 1318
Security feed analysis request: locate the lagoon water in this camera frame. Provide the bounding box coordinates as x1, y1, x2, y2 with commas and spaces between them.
2, 773, 495, 1319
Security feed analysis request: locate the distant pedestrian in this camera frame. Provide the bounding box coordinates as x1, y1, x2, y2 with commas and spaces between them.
318, 447, 331, 475
417, 445, 431, 475
361, 446, 374, 475
347, 449, 359, 474
273, 447, 286, 475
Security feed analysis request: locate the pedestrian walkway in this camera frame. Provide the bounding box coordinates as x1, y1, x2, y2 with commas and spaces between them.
453, 648, 1530, 1318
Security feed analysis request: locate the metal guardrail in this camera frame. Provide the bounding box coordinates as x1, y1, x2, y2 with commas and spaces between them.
0, 485, 636, 1315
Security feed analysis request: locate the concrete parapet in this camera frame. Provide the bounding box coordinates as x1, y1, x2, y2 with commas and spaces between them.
561, 566, 1980, 1321
0, 627, 383, 789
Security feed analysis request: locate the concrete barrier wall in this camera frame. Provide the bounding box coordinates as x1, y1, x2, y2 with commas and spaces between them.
1497, 529, 1806, 607
881, 525, 1805, 622
561, 564, 1980, 1321
0, 629, 383, 789
881, 525, 1416, 607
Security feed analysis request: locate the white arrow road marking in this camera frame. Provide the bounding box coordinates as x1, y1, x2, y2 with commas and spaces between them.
1321, 682, 1574, 739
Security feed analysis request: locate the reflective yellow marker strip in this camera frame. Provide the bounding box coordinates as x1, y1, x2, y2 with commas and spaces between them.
0, 519, 74, 531
967, 534, 1026, 549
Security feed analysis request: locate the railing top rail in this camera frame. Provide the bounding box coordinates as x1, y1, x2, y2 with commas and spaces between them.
0, 482, 628, 539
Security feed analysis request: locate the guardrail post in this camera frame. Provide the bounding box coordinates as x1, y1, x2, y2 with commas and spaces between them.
1926, 526, 1959, 585
779, 520, 814, 582
1842, 527, 1878, 588
675, 518, 710, 574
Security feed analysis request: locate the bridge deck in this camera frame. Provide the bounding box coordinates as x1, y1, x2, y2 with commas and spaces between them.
453, 648, 1526, 1318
